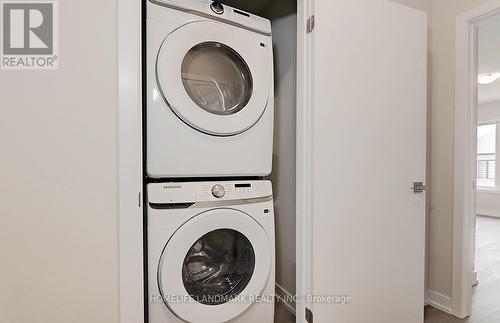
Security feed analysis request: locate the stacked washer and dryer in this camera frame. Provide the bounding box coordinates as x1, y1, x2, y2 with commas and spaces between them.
146, 0, 275, 322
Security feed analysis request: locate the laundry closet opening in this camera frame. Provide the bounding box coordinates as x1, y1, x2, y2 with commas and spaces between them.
142, 0, 298, 321
220, 0, 299, 318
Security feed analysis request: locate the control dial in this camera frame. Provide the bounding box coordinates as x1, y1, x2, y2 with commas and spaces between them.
211, 184, 225, 198
210, 1, 224, 14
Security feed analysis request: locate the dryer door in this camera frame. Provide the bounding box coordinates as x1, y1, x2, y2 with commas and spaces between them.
156, 20, 271, 136
158, 208, 271, 323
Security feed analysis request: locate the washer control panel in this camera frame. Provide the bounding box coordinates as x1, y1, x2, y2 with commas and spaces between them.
149, 0, 271, 35
148, 180, 272, 204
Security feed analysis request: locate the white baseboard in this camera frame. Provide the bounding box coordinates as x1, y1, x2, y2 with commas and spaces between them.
425, 289, 453, 315
477, 209, 500, 218
275, 283, 296, 316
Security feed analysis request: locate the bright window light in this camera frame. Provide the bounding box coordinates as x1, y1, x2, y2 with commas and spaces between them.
478, 73, 500, 85
477, 123, 497, 188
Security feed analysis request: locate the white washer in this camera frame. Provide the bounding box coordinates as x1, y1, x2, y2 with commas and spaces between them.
147, 180, 275, 323
147, 0, 274, 178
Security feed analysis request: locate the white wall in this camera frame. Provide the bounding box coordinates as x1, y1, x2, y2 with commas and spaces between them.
479, 100, 500, 121
390, 0, 431, 12
271, 12, 297, 299
0, 1, 120, 323
478, 18, 500, 104
427, 0, 493, 298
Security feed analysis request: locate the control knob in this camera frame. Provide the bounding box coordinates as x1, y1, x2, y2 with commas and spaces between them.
210, 1, 224, 14
211, 184, 225, 198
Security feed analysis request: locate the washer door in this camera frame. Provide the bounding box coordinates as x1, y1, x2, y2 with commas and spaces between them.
158, 208, 271, 323
156, 20, 271, 136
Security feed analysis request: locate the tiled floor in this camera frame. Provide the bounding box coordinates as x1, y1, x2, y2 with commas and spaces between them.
275, 300, 295, 323
425, 216, 500, 323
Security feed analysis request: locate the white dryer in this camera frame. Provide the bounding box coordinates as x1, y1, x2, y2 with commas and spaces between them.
147, 180, 275, 323
147, 0, 274, 178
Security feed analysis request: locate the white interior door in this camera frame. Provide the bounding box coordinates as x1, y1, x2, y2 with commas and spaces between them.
298, 0, 427, 322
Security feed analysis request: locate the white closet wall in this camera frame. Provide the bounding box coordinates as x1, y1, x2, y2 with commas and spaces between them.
0, 1, 120, 323
270, 10, 298, 301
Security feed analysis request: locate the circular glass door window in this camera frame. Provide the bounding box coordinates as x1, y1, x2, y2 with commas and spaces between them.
181, 42, 253, 115
182, 229, 255, 305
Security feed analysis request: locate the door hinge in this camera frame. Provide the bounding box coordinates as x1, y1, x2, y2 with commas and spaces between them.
138, 192, 141, 207
305, 307, 313, 323
306, 15, 315, 33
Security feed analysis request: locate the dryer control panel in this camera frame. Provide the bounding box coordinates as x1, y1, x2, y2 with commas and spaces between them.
149, 0, 272, 35
148, 180, 272, 204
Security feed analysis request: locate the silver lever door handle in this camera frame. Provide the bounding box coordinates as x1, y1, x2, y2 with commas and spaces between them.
412, 182, 427, 193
